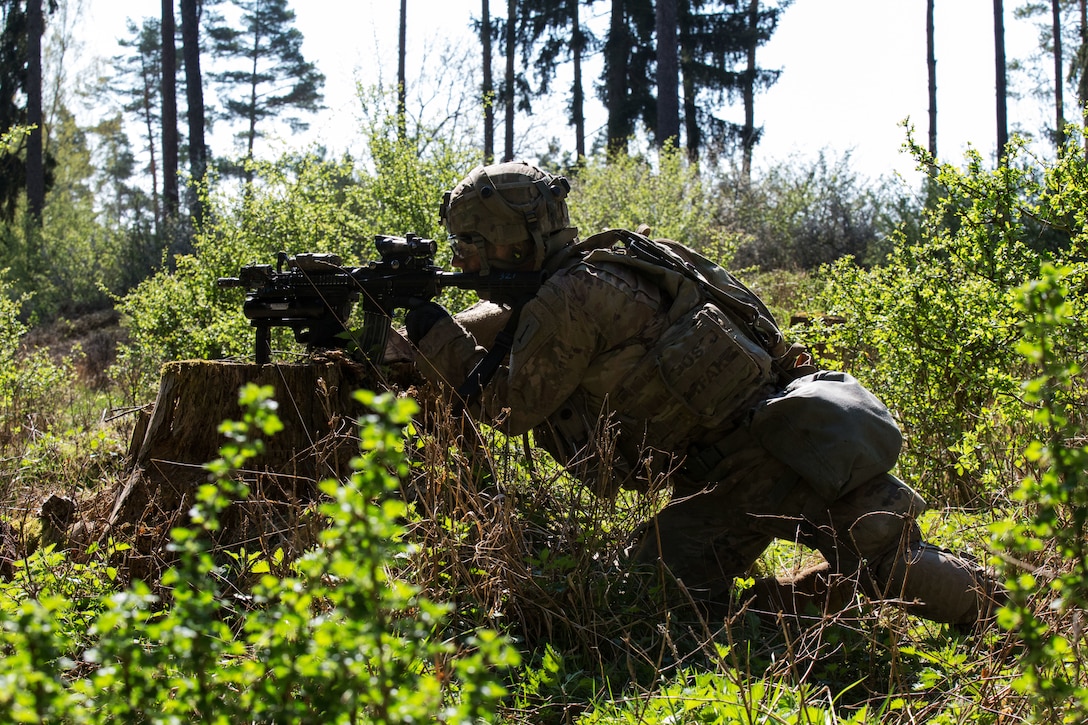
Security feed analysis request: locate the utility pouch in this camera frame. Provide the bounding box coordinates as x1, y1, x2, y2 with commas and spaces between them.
618, 301, 776, 435
748, 371, 902, 501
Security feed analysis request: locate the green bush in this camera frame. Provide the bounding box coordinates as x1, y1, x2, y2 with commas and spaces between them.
797, 137, 1088, 504
0, 277, 78, 458
0, 384, 516, 723
0, 112, 133, 320
115, 133, 471, 392
992, 264, 1088, 721
724, 151, 905, 271
570, 145, 734, 261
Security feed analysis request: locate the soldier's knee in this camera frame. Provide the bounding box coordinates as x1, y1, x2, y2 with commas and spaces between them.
836, 473, 926, 561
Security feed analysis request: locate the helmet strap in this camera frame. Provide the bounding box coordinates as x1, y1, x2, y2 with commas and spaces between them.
474, 237, 491, 276
525, 210, 545, 268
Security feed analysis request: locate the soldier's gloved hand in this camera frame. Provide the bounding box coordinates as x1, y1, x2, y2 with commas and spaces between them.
405, 301, 451, 345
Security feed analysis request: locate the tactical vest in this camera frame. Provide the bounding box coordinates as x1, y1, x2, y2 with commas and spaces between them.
534, 229, 814, 494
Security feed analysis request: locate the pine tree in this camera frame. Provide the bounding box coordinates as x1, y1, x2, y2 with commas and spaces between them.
597, 0, 785, 162
88, 113, 145, 231
0, 0, 57, 227
115, 18, 164, 235
677, 0, 785, 164
739, 0, 766, 178
1015, 1, 1086, 152
208, 0, 324, 179
521, 0, 599, 160
0, 1, 30, 222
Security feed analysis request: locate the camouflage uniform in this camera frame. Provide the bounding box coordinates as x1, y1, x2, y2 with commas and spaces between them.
411, 161, 999, 627
415, 243, 996, 626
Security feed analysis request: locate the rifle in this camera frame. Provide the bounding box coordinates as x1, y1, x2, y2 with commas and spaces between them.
217, 233, 545, 365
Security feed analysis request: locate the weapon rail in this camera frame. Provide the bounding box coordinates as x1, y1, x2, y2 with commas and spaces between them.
217, 234, 545, 365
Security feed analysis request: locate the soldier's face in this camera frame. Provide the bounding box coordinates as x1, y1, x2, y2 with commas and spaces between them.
450, 236, 533, 273
450, 235, 482, 272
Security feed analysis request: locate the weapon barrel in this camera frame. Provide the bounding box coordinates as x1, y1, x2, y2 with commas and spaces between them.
436, 270, 546, 294
216, 243, 546, 364
435, 270, 546, 307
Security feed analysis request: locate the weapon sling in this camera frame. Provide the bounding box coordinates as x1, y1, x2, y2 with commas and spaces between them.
454, 304, 524, 409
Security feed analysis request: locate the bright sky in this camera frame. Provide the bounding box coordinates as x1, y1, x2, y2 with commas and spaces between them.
77, 0, 1047, 185
759, 0, 1043, 182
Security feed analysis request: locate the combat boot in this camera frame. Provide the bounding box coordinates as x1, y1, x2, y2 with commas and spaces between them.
868, 542, 1006, 626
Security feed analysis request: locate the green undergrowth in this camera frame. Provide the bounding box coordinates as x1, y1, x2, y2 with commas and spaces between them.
1, 386, 518, 723
0, 279, 1078, 722
2, 137, 1088, 721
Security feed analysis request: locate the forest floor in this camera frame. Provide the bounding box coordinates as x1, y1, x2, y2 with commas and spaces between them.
21, 308, 126, 389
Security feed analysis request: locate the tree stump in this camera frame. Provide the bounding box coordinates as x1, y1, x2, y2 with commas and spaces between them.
105, 352, 423, 575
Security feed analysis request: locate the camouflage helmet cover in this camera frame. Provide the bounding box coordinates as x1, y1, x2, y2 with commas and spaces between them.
440, 161, 575, 270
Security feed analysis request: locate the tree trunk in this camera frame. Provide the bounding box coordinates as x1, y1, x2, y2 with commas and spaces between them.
571, 0, 586, 160
605, 0, 629, 152
678, 1, 699, 161
110, 360, 367, 531
741, 0, 759, 181
26, 0, 44, 222
162, 0, 179, 223
141, 52, 161, 236
504, 0, 515, 161
1053, 0, 1065, 149
655, 0, 679, 149
97, 327, 470, 575
105, 357, 425, 580
482, 0, 494, 163
398, 0, 407, 140
244, 18, 262, 186
927, 0, 937, 158
180, 0, 207, 229
994, 0, 1008, 165
1082, 0, 1088, 160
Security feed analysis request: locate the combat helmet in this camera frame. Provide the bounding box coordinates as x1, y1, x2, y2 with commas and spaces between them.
440, 161, 577, 273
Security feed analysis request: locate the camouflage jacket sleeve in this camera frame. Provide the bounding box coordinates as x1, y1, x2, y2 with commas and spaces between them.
415, 260, 664, 435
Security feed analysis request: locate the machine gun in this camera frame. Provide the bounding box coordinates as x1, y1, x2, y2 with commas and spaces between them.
217, 233, 545, 365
